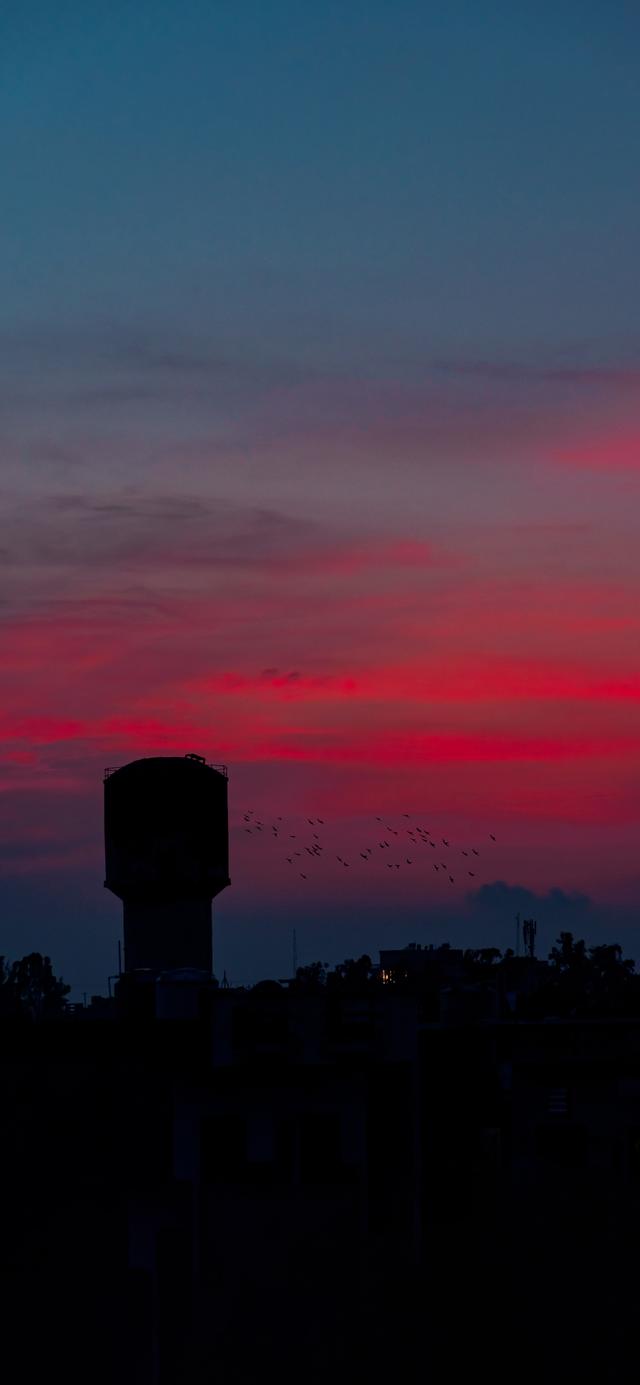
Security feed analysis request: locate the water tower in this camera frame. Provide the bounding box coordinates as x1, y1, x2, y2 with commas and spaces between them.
104, 754, 230, 975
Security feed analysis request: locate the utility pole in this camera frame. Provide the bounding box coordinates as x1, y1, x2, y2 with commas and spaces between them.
515, 913, 520, 957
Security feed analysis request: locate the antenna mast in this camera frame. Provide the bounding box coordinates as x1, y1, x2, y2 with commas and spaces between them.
522, 918, 537, 959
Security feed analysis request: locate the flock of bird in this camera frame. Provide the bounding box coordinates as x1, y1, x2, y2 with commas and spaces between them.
238, 810, 498, 887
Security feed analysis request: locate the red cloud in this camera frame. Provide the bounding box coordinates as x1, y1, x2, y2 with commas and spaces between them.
254, 731, 640, 767
258, 535, 440, 577
553, 433, 640, 472
0, 717, 87, 744
184, 657, 640, 708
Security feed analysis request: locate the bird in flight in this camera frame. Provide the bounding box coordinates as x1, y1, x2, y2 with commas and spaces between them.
241, 803, 500, 897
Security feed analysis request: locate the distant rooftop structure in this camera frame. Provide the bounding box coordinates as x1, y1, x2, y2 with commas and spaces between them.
379, 943, 464, 985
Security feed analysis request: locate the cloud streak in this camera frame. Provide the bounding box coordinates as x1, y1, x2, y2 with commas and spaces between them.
553, 433, 640, 472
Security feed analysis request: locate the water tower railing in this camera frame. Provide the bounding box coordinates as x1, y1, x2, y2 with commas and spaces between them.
104, 759, 228, 780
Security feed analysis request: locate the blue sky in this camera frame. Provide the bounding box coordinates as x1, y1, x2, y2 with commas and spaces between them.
3, 1, 639, 355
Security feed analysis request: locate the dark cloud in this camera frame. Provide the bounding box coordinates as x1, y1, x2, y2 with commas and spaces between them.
468, 880, 593, 925
66, 386, 167, 406
0, 490, 319, 578
0, 322, 314, 417
459, 882, 640, 964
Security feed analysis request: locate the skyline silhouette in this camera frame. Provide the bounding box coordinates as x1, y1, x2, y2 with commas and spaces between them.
1, 755, 638, 1001
4, 766, 635, 997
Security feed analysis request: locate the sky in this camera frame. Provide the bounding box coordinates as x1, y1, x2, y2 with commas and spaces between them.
2, 1, 640, 995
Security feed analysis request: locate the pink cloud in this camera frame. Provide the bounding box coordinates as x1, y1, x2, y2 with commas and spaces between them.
553, 433, 640, 472
186, 658, 640, 707
264, 730, 640, 767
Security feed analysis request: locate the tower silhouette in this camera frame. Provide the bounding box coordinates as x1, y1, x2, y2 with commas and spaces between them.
104, 754, 230, 975
522, 917, 537, 960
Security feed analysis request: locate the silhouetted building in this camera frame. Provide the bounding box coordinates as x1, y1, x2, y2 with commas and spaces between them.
104, 754, 230, 975
5, 953, 640, 1384
379, 942, 464, 986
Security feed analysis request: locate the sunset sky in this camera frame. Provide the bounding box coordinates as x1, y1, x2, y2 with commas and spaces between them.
2, 2, 640, 994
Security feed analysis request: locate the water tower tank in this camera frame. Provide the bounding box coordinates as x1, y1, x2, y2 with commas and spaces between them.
104, 754, 230, 975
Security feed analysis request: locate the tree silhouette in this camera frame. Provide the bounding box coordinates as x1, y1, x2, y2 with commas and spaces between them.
536, 933, 639, 1018
588, 942, 634, 981
0, 952, 70, 1019
549, 932, 588, 973
464, 948, 502, 969
328, 954, 373, 992
291, 955, 374, 994
291, 961, 328, 993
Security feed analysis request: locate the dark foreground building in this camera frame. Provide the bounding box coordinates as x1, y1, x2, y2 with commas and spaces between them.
3, 973, 640, 1384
